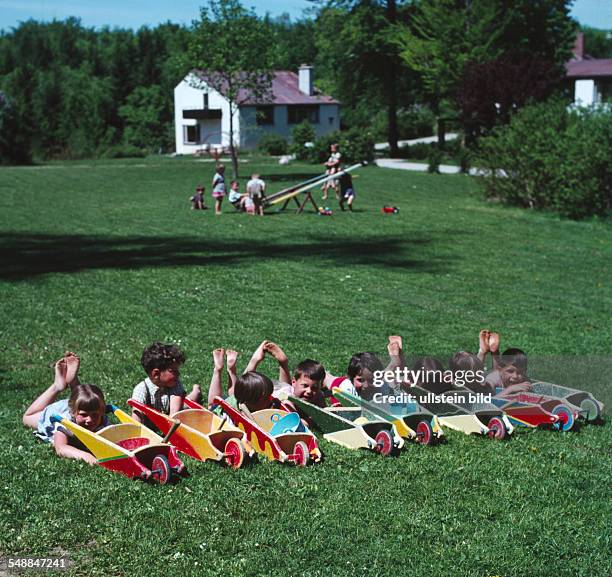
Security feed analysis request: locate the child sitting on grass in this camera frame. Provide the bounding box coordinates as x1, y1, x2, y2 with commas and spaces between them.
228, 180, 249, 211
130, 342, 201, 423
23, 352, 107, 464
190, 185, 207, 210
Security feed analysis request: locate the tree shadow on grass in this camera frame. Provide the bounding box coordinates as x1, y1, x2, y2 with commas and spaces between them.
0, 232, 451, 281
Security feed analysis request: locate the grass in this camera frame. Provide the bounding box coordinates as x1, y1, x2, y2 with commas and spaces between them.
1, 155, 610, 577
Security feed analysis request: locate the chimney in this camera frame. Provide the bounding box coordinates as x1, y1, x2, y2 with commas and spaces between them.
299, 65, 313, 96
572, 32, 584, 61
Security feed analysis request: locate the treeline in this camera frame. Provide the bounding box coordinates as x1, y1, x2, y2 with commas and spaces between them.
0, 1, 607, 164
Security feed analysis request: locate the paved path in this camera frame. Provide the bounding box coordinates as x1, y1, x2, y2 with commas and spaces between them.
374, 133, 480, 174
374, 133, 459, 151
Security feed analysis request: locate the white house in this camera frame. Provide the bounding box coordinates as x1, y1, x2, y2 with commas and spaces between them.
566, 33, 612, 106
174, 66, 341, 154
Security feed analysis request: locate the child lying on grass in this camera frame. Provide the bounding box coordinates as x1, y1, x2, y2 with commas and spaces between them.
23, 352, 107, 464
478, 330, 531, 395
324, 335, 406, 402
207, 341, 328, 413
130, 342, 201, 423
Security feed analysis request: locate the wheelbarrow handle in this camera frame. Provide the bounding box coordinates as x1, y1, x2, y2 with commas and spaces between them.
162, 419, 181, 443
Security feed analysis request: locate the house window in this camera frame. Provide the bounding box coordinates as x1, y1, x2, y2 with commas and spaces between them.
256, 106, 274, 125
288, 105, 319, 124
329, 116, 334, 125
183, 124, 200, 144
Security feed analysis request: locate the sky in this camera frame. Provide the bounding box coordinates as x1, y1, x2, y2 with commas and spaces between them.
0, 0, 610, 31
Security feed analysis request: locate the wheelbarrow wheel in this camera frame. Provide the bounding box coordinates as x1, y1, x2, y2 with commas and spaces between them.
487, 417, 507, 440
375, 429, 393, 456
552, 404, 575, 432
152, 454, 171, 485
293, 441, 309, 467
416, 420, 433, 446
580, 398, 600, 422
224, 438, 246, 469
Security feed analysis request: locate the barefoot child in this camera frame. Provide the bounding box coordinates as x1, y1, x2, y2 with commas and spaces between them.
190, 185, 207, 210
212, 164, 226, 215
130, 342, 201, 423
246, 173, 266, 216
23, 353, 107, 464
207, 340, 291, 412
478, 330, 531, 394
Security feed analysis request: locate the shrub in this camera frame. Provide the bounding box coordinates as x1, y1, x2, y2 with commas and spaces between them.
308, 128, 375, 165
372, 105, 435, 140
478, 100, 612, 219
0, 91, 31, 165
427, 147, 443, 173
257, 132, 287, 155
101, 145, 147, 159
457, 146, 471, 174
289, 121, 316, 160
400, 142, 431, 160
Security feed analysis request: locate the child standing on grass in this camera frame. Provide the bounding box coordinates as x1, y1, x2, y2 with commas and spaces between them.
130, 342, 201, 423
246, 173, 266, 216
23, 352, 107, 464
321, 143, 341, 200
212, 164, 226, 215
338, 171, 355, 212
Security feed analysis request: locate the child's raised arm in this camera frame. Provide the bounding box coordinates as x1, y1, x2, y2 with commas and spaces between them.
245, 340, 269, 373
385, 335, 406, 372
264, 342, 291, 384
477, 330, 490, 363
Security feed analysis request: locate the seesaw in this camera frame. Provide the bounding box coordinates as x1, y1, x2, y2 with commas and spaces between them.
264, 163, 364, 213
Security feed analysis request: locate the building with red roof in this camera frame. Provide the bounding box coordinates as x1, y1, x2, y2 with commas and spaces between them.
174, 66, 340, 154
566, 33, 612, 106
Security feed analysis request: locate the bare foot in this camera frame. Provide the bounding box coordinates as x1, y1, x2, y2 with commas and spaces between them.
489, 332, 500, 355
479, 330, 490, 354
53, 358, 68, 392
226, 349, 238, 371
264, 342, 288, 365
64, 351, 80, 387
387, 335, 403, 357
212, 348, 225, 371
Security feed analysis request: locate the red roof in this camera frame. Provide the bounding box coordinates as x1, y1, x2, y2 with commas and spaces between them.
194, 70, 339, 105
566, 58, 612, 78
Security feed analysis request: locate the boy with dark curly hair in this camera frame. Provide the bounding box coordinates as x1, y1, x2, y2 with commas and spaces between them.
130, 342, 201, 423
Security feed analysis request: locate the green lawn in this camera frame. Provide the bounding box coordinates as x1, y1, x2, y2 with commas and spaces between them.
1, 156, 610, 577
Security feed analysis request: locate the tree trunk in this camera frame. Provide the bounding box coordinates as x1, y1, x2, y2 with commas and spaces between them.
386, 0, 399, 156
228, 100, 239, 180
